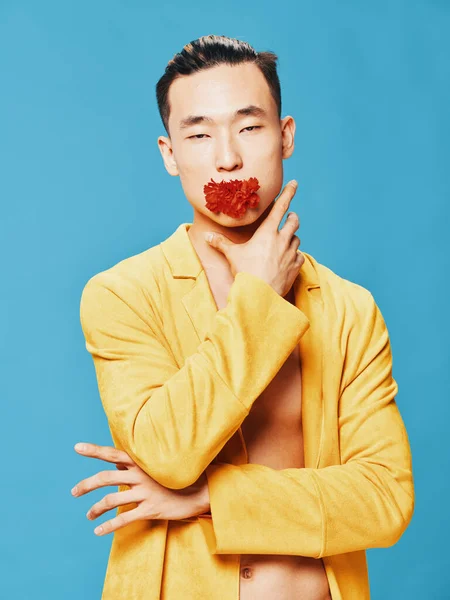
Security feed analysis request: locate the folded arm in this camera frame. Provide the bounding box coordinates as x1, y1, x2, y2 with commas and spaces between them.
80, 270, 310, 490
198, 292, 415, 557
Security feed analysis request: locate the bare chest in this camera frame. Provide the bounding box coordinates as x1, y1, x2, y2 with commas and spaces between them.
241, 343, 304, 469
206, 270, 304, 467
207, 272, 331, 600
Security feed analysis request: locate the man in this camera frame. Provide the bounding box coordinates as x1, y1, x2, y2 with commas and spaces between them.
72, 35, 415, 599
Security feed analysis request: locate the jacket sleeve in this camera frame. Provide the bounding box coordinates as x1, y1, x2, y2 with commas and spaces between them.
197, 291, 415, 557
79, 270, 310, 489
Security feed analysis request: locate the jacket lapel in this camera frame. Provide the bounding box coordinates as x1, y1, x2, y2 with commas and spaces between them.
160, 223, 219, 345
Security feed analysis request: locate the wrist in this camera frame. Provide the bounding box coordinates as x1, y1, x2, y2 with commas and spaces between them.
196, 476, 211, 515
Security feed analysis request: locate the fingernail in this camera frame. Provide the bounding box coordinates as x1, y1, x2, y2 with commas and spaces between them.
204, 232, 214, 243
75, 443, 85, 451
71, 486, 78, 495
94, 526, 103, 535
291, 179, 298, 188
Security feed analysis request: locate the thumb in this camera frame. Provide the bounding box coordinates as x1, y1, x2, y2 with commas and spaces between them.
204, 231, 232, 255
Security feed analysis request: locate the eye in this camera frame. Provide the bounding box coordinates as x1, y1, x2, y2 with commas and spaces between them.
187, 126, 262, 140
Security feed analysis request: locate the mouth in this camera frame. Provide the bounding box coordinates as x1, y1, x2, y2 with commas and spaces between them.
203, 176, 261, 218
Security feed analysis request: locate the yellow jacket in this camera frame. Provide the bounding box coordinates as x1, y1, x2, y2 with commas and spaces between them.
79, 222, 415, 599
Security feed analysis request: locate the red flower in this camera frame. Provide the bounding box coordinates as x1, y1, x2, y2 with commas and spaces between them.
203, 177, 261, 218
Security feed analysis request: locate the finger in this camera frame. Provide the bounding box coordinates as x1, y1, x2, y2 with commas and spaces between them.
295, 249, 305, 265
204, 231, 233, 256
264, 180, 298, 232
73, 442, 134, 467
288, 235, 301, 254
91, 505, 146, 536
71, 468, 138, 497
87, 489, 140, 520
279, 211, 300, 244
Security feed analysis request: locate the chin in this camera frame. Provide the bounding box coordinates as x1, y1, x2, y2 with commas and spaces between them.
214, 207, 261, 224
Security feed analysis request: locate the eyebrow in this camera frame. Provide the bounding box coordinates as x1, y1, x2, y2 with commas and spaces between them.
179, 104, 268, 130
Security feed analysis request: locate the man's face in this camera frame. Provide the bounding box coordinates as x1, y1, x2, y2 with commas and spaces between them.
158, 62, 295, 227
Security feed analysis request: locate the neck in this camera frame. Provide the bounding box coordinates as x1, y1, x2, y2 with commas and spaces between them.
187, 203, 275, 272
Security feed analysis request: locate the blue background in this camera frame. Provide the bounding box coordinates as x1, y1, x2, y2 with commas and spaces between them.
1, 1, 448, 598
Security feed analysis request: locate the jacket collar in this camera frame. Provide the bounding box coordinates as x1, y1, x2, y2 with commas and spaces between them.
160, 222, 320, 290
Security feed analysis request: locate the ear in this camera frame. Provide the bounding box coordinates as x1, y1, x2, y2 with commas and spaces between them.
280, 116, 296, 160
157, 135, 179, 177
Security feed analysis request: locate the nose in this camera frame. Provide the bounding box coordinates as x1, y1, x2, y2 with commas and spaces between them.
215, 135, 243, 172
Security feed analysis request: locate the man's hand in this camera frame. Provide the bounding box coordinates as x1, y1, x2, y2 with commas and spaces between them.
204, 179, 304, 297
71, 442, 210, 536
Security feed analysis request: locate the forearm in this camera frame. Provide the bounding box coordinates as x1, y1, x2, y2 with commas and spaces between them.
197, 456, 414, 557
81, 272, 310, 490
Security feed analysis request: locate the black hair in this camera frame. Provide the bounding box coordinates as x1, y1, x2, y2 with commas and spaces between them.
156, 34, 281, 137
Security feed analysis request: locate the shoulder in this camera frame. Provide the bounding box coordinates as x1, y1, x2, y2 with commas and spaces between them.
79, 242, 168, 325
303, 252, 390, 361
305, 254, 392, 388
304, 251, 376, 316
